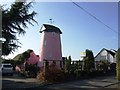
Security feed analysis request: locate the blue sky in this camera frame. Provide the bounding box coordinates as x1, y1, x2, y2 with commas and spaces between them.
2, 1, 118, 60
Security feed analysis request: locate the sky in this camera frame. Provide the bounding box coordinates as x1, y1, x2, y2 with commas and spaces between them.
1, 1, 118, 60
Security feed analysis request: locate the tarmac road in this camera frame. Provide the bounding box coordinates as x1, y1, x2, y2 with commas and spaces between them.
35, 75, 120, 90
2, 74, 120, 90
2, 73, 42, 90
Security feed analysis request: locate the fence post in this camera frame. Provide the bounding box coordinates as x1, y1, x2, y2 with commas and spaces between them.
44, 59, 49, 73
82, 61, 84, 70
52, 60, 56, 65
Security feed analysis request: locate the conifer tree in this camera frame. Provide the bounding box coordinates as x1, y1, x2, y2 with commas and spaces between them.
84, 49, 95, 71
2, 1, 37, 55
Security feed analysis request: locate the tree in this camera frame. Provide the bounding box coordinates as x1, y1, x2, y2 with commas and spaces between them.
67, 56, 72, 73
116, 48, 120, 81
13, 49, 33, 63
84, 49, 95, 71
63, 56, 72, 73
2, 1, 37, 56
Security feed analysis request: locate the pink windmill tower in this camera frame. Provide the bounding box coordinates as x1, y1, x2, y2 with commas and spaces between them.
38, 23, 62, 68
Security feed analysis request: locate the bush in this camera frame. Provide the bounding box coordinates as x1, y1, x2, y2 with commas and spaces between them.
37, 64, 65, 83
96, 60, 108, 73
25, 63, 39, 78
110, 63, 116, 72
76, 70, 88, 78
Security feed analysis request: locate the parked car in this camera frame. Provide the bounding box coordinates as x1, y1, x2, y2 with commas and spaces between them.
1, 63, 14, 76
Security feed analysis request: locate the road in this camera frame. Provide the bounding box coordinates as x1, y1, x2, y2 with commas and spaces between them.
36, 75, 120, 90
2, 74, 120, 90
2, 74, 42, 90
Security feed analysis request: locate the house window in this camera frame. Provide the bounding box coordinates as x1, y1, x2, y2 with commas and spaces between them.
101, 56, 106, 60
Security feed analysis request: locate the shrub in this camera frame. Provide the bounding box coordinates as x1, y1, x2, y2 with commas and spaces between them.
98, 60, 108, 73
36, 69, 47, 83
25, 63, 39, 78
76, 70, 88, 78
37, 64, 65, 83
110, 63, 116, 72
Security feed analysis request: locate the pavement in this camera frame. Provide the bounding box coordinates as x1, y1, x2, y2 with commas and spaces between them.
2, 74, 120, 90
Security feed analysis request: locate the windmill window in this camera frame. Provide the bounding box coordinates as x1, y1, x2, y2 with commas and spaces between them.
52, 32, 55, 36
44, 40, 46, 47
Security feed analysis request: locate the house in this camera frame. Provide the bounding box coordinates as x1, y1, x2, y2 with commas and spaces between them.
95, 48, 117, 63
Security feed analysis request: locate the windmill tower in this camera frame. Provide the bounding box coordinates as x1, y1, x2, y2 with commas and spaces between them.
38, 24, 62, 67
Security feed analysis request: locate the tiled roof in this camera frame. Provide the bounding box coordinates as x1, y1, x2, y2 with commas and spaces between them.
105, 49, 116, 57
95, 48, 116, 58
